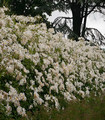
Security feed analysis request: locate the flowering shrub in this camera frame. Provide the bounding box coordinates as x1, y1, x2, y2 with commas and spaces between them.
0, 7, 105, 117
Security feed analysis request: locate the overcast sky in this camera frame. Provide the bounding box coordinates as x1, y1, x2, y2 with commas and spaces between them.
47, 10, 105, 36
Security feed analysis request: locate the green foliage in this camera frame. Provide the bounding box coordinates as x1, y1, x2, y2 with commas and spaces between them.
0, 103, 11, 120
6, 0, 54, 28
0, 0, 10, 7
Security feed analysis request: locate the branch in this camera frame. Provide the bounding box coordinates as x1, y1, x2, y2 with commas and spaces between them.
52, 18, 62, 27
86, 27, 105, 38
81, 0, 86, 18
85, 1, 105, 17
52, 16, 73, 28
54, 16, 73, 20
85, 27, 105, 45
67, 0, 72, 6
85, 4, 97, 16
94, 8, 105, 15
81, 1, 102, 18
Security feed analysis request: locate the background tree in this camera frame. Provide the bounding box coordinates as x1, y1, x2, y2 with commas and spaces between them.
0, 0, 56, 28
52, 0, 105, 44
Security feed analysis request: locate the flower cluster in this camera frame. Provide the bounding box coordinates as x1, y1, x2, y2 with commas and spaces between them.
0, 7, 105, 117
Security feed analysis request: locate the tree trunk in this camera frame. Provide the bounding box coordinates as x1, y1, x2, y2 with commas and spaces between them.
82, 3, 88, 37
71, 3, 82, 41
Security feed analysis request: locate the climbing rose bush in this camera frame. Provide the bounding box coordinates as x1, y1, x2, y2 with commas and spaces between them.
0, 7, 105, 117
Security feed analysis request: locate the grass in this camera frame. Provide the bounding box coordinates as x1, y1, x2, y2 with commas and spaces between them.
0, 94, 105, 120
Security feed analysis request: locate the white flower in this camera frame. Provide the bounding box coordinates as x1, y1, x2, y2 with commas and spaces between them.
23, 68, 29, 73
6, 104, 12, 115
17, 106, 22, 114
19, 78, 26, 85
44, 102, 49, 107
34, 91, 39, 99
48, 28, 54, 33
37, 98, 44, 105
64, 92, 72, 101
78, 37, 85, 41
0, 93, 4, 99
78, 90, 85, 98
29, 105, 33, 109
59, 83, 65, 91
19, 51, 24, 60
17, 106, 26, 117
21, 30, 32, 45
50, 84, 58, 93
16, 72, 22, 80
19, 93, 26, 101
0, 20, 3, 27
0, 47, 2, 53
86, 88, 90, 96
21, 36, 28, 45
6, 65, 14, 74
52, 97, 60, 109
5, 83, 10, 88
30, 80, 35, 85
66, 81, 76, 93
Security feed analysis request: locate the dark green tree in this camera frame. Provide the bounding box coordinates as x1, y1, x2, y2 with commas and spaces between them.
0, 0, 56, 27
0, 0, 10, 7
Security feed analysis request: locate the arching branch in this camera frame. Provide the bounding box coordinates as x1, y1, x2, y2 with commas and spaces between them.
85, 27, 105, 45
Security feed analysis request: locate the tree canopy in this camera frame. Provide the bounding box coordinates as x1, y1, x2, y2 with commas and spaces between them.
0, 0, 56, 27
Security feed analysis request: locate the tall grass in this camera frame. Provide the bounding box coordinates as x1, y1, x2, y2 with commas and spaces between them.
0, 94, 105, 120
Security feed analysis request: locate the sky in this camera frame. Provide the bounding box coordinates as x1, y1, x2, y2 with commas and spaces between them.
87, 12, 105, 36
47, 10, 105, 36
